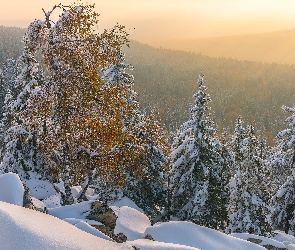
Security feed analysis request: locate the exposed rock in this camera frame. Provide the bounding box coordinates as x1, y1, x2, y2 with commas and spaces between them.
86, 201, 127, 242
113, 232, 127, 243
23, 183, 34, 209
261, 245, 286, 250
144, 234, 154, 241
23, 183, 45, 213
247, 238, 286, 250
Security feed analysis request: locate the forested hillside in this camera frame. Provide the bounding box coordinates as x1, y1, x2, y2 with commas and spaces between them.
0, 26, 25, 61
150, 28, 295, 65
126, 41, 295, 142
1, 26, 295, 143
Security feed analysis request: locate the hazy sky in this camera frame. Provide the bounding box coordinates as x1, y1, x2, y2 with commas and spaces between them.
1, 0, 295, 42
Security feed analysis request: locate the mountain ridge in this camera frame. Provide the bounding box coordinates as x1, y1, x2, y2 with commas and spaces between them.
148, 28, 295, 65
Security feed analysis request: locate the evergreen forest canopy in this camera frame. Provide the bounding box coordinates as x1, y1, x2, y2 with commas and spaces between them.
2, 2, 295, 240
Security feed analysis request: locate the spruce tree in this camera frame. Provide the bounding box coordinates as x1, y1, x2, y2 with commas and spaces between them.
0, 45, 44, 175
272, 104, 295, 234
264, 140, 289, 196
227, 124, 272, 236
122, 114, 169, 217
170, 74, 226, 229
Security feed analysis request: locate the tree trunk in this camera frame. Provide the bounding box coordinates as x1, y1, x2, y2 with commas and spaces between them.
77, 155, 93, 202
62, 142, 74, 205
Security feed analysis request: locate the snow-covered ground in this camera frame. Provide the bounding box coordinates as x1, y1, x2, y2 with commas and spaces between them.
1, 172, 295, 250
127, 239, 201, 250
272, 231, 295, 248
144, 221, 266, 250
0, 201, 132, 250
231, 233, 286, 248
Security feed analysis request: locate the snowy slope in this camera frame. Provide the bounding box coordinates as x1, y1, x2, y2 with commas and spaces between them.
145, 221, 266, 250
0, 173, 287, 250
0, 201, 132, 250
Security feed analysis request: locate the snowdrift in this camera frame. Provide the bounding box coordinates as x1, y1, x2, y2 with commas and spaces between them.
127, 239, 201, 250
114, 205, 151, 240
0, 172, 24, 206
145, 221, 266, 250
231, 233, 286, 248
0, 201, 132, 250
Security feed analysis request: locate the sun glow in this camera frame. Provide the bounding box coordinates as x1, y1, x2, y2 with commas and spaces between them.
1, 0, 295, 42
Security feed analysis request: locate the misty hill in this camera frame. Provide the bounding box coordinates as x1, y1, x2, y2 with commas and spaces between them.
0, 26, 25, 62
125, 41, 295, 142
149, 29, 295, 65
1, 26, 295, 143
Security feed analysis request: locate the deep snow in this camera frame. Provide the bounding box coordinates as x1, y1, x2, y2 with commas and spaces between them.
0, 172, 24, 206
145, 221, 266, 250
1, 172, 295, 250
0, 201, 132, 250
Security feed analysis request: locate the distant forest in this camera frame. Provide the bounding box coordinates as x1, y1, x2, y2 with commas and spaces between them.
1, 26, 295, 144
150, 28, 295, 65
0, 26, 25, 62
126, 41, 295, 143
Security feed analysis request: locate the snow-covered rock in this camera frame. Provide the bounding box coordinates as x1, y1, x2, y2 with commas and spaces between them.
111, 196, 144, 213
0, 201, 132, 250
145, 221, 266, 250
86, 201, 119, 239
127, 239, 201, 250
31, 196, 45, 210
231, 233, 286, 249
0, 172, 24, 206
114, 205, 151, 240
49, 200, 123, 241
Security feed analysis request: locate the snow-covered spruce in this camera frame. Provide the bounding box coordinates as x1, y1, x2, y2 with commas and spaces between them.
272, 104, 295, 234
0, 42, 45, 175
227, 122, 272, 236
170, 74, 228, 229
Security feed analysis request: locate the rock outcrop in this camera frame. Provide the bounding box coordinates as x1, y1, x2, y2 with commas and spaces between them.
87, 201, 127, 242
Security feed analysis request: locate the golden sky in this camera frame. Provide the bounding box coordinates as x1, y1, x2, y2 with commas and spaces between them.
1, 0, 295, 42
